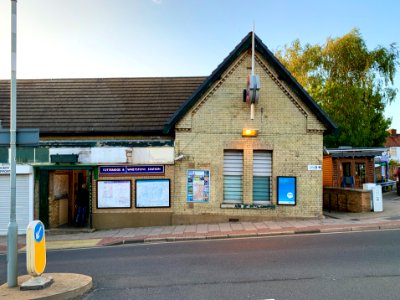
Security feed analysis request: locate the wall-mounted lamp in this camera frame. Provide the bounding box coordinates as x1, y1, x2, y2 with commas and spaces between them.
242, 129, 258, 137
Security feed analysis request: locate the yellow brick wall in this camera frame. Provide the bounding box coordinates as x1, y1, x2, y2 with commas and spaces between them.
174, 51, 326, 221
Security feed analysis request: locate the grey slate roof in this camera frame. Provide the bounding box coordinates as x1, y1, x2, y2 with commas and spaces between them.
0, 77, 206, 135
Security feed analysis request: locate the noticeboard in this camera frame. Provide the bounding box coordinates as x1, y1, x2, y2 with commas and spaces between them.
135, 179, 170, 208
277, 176, 296, 205
97, 180, 132, 208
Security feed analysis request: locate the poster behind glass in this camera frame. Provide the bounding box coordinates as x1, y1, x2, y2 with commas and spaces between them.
277, 176, 296, 205
97, 180, 132, 208
187, 170, 210, 202
135, 179, 170, 208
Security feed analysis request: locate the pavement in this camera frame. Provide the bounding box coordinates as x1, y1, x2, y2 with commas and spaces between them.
1, 190, 400, 299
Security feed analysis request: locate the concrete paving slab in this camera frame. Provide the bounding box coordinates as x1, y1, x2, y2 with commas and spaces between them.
263, 221, 282, 229
208, 224, 220, 232
183, 225, 197, 233
242, 222, 257, 231
196, 224, 208, 234
230, 223, 244, 231
218, 223, 233, 232
172, 225, 186, 234
253, 222, 268, 229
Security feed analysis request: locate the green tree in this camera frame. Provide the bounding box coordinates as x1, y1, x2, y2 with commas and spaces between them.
275, 29, 399, 147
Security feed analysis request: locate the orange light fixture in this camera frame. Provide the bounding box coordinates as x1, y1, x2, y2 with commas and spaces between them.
242, 129, 258, 137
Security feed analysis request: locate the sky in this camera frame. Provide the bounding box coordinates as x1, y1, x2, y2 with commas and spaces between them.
0, 0, 399, 129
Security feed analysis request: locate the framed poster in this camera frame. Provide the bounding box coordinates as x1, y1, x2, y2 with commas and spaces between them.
97, 180, 132, 209
187, 170, 210, 203
135, 179, 170, 208
277, 176, 296, 205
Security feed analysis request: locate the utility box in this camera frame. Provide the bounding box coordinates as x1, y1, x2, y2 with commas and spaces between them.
363, 183, 383, 212
372, 185, 383, 212
363, 183, 376, 211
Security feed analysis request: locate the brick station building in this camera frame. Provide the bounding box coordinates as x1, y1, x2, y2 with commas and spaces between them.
0, 32, 337, 231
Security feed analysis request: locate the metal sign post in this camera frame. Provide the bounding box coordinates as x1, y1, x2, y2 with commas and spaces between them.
4, 2, 39, 287
7, 0, 18, 288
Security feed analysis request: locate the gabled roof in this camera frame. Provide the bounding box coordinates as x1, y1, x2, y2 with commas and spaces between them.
385, 134, 400, 147
163, 32, 338, 135
0, 77, 206, 135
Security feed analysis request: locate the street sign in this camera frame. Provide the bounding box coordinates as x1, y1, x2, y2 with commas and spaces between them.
26, 220, 47, 276
308, 165, 322, 171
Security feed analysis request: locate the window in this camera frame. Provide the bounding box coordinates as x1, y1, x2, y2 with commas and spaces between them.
253, 151, 272, 203
0, 147, 8, 163
35, 148, 49, 163
16, 148, 34, 163
1, 147, 49, 163
355, 163, 366, 184
342, 162, 351, 177
223, 151, 243, 203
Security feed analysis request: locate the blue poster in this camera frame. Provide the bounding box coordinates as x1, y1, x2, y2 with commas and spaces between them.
277, 176, 296, 205
187, 170, 210, 202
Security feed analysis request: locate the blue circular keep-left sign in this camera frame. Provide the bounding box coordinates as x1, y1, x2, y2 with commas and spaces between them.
34, 222, 44, 243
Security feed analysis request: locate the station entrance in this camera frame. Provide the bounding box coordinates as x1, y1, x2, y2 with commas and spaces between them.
37, 167, 93, 229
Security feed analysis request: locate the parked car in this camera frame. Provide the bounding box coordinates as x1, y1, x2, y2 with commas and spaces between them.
397, 167, 400, 196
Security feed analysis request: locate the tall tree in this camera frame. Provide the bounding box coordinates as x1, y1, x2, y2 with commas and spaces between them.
275, 29, 399, 147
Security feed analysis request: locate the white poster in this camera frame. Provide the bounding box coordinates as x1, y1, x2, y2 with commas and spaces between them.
135, 179, 170, 208
97, 180, 131, 208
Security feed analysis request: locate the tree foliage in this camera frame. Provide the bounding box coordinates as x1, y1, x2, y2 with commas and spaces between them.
275, 29, 399, 147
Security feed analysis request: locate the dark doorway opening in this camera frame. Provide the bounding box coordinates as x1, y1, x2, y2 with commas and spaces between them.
38, 167, 93, 229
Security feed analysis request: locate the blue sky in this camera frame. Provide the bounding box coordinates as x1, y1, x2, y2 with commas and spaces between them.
0, 0, 399, 129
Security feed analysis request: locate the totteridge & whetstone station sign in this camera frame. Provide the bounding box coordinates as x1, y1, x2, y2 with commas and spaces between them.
99, 165, 165, 175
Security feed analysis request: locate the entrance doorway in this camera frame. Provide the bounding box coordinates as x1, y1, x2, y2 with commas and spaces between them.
38, 168, 92, 229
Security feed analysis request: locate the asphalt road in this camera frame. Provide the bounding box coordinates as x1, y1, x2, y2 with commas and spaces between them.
1, 230, 400, 300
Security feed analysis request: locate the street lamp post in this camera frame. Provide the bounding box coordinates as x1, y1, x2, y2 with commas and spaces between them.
7, 0, 18, 288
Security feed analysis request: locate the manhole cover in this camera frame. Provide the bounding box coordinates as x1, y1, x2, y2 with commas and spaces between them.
350, 218, 360, 221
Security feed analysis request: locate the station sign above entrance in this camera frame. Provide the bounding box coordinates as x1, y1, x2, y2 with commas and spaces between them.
99, 165, 165, 176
